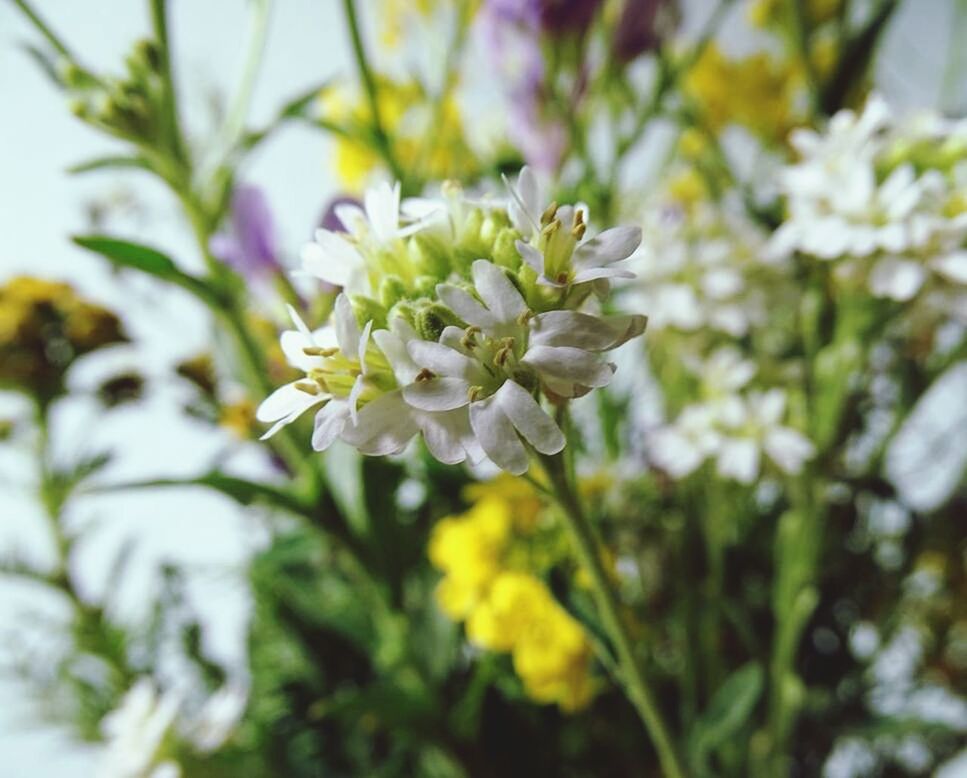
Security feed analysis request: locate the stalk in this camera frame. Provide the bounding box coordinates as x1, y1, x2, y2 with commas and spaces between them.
537, 449, 687, 778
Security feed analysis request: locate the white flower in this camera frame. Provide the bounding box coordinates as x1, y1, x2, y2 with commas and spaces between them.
98, 679, 182, 778
628, 198, 770, 336
256, 295, 376, 450
300, 181, 428, 294
188, 683, 248, 754
341, 316, 484, 465
401, 259, 646, 473
507, 167, 641, 288
650, 387, 814, 484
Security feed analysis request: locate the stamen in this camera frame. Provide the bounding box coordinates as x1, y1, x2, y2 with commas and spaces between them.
415, 368, 436, 382
461, 325, 480, 350
303, 346, 339, 357
571, 221, 587, 240
468, 385, 483, 402
540, 201, 559, 226
516, 310, 533, 326
295, 381, 320, 395
556, 271, 570, 285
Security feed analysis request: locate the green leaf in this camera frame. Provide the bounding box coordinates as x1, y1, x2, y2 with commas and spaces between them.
91, 472, 313, 518
72, 235, 220, 305
690, 662, 764, 766
67, 155, 152, 176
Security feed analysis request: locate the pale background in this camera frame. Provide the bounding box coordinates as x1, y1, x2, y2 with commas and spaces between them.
0, 0, 963, 776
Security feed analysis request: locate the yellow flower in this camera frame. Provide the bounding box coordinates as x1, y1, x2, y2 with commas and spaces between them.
219, 398, 257, 439
463, 473, 545, 532
321, 77, 479, 192
429, 497, 511, 619
684, 44, 802, 145
0, 275, 126, 399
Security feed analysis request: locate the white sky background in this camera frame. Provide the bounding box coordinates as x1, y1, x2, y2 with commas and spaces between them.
0, 0, 963, 775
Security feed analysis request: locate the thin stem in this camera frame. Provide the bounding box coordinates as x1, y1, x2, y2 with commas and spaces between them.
11, 0, 75, 60
149, 0, 187, 163
537, 449, 687, 778
788, 0, 821, 114
221, 0, 272, 154
341, 0, 405, 185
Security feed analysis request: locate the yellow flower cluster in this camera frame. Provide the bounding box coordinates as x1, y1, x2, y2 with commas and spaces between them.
429, 482, 596, 712
0, 275, 126, 399
321, 77, 479, 192
684, 44, 804, 146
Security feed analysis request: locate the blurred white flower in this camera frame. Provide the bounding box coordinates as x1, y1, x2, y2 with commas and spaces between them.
98, 679, 182, 778
628, 197, 771, 337
188, 683, 248, 754
769, 95, 967, 307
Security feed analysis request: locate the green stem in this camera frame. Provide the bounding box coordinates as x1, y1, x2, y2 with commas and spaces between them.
220, 0, 272, 154
341, 0, 405, 185
11, 0, 76, 60
149, 0, 187, 163
538, 449, 687, 778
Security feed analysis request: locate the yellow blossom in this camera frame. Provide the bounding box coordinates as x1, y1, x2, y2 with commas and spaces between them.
684, 44, 803, 145
321, 77, 479, 191
0, 275, 126, 399
219, 398, 257, 439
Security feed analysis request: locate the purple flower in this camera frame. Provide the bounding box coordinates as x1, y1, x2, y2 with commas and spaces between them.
613, 0, 677, 64
318, 195, 362, 233
211, 185, 280, 279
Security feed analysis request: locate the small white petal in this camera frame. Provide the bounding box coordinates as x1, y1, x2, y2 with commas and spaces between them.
530, 311, 647, 351
471, 260, 528, 323
522, 345, 615, 389
303, 231, 363, 287
403, 377, 471, 411
515, 240, 544, 273
574, 226, 641, 266
764, 427, 815, 474
436, 283, 498, 330
931, 250, 967, 284
256, 382, 318, 423
496, 380, 564, 455
716, 438, 760, 484
420, 410, 471, 465
469, 394, 529, 475
334, 294, 361, 358
372, 328, 417, 383
868, 257, 926, 301
342, 391, 419, 455
407, 340, 479, 379
572, 266, 636, 284
311, 401, 350, 451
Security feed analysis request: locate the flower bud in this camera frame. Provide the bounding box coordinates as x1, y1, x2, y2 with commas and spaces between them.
493, 227, 522, 270
378, 275, 408, 309
350, 295, 388, 330
409, 234, 452, 280
415, 303, 466, 342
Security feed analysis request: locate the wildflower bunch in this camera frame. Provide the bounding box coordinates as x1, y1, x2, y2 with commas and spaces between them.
259, 169, 646, 474
429, 482, 596, 711
0, 276, 126, 401
769, 95, 967, 314
649, 348, 815, 484
627, 191, 776, 337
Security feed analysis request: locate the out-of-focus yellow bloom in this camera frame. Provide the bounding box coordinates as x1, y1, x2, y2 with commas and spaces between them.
0, 276, 126, 400
428, 480, 597, 711
748, 0, 842, 29
321, 77, 479, 192
666, 168, 709, 208
684, 44, 803, 145
378, 0, 436, 47
219, 397, 257, 439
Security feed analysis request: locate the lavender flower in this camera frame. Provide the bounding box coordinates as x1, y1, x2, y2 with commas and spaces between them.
210, 185, 281, 279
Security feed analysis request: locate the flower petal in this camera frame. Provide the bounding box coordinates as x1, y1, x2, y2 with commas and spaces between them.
407, 340, 479, 379
257, 382, 317, 423
403, 377, 471, 411
471, 260, 528, 323
574, 226, 641, 266
311, 401, 350, 451
334, 293, 360, 358
496, 380, 564, 455
372, 328, 417, 383
342, 391, 418, 455
436, 283, 497, 330
515, 240, 544, 273
530, 311, 647, 351
716, 438, 760, 484
522, 345, 615, 389
572, 266, 636, 284
420, 410, 472, 465
303, 231, 363, 287
469, 395, 529, 475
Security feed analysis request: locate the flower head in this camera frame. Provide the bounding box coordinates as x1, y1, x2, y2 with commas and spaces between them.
210, 185, 280, 279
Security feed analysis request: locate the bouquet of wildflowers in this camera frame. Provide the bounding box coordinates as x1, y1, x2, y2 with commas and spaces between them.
2, 0, 965, 776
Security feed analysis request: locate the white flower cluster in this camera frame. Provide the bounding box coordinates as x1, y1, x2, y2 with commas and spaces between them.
98, 678, 247, 778
629, 195, 772, 337
769, 95, 967, 310
649, 348, 815, 484
258, 170, 646, 474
